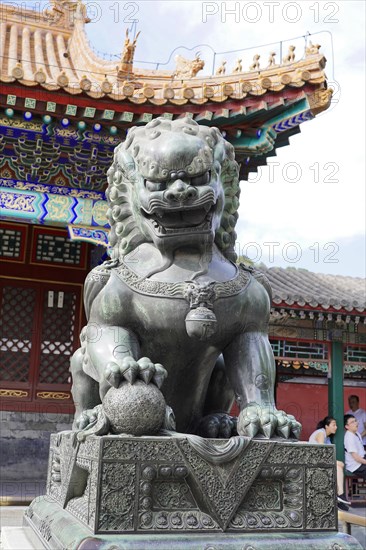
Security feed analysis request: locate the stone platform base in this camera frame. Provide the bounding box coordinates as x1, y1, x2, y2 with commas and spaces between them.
22, 434, 364, 549
17, 500, 361, 550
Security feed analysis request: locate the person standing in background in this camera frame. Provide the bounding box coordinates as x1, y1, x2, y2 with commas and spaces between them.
344, 414, 366, 480
346, 395, 366, 450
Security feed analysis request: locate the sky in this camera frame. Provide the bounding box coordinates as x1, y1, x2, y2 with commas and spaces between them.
13, 1, 366, 277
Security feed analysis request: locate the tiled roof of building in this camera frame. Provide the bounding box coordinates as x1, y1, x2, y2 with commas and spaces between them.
0, 0, 331, 110
263, 266, 366, 313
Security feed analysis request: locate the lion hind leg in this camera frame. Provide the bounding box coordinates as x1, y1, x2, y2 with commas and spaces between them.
203, 355, 235, 416
70, 348, 101, 428
197, 356, 237, 438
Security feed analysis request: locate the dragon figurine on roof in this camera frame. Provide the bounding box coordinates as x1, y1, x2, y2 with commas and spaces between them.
70, 117, 301, 441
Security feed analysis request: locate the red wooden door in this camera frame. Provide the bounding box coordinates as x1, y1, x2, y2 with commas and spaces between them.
0, 280, 82, 411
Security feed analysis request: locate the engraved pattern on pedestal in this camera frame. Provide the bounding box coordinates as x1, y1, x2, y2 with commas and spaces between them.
98, 463, 136, 531
267, 444, 334, 465
65, 457, 92, 525
229, 465, 303, 530
78, 437, 100, 459
178, 439, 272, 527
137, 460, 219, 531
153, 481, 196, 509
306, 467, 336, 529
102, 438, 181, 462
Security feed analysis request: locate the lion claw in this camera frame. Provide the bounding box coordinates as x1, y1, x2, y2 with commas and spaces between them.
275, 409, 291, 438
152, 364, 167, 389
237, 405, 301, 440
105, 362, 121, 388
121, 358, 139, 384
277, 423, 291, 439
259, 411, 277, 438
287, 414, 302, 439
104, 356, 167, 388
138, 357, 156, 384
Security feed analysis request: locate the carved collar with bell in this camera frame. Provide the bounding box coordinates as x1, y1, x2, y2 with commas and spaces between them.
115, 260, 251, 306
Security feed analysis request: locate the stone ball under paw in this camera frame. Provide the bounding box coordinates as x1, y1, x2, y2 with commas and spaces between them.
102, 380, 166, 436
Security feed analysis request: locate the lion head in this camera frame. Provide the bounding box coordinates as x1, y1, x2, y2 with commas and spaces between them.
106, 117, 240, 261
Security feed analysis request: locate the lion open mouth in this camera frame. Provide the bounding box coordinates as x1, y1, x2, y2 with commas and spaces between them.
142, 204, 215, 234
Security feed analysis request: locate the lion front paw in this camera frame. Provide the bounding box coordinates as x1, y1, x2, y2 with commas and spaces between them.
197, 413, 238, 438
105, 356, 167, 389
237, 404, 301, 440
74, 405, 110, 440
75, 408, 99, 430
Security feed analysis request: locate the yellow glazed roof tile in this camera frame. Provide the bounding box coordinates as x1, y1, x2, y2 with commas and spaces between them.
0, 0, 329, 112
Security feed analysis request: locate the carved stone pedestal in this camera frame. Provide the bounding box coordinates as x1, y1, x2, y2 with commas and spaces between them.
24, 433, 362, 549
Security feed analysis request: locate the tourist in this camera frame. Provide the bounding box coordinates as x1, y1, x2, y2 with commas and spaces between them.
309, 416, 350, 510
344, 414, 366, 480
346, 395, 366, 450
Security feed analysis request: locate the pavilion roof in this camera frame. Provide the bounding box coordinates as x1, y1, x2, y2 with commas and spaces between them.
0, 0, 334, 195
0, 0, 330, 111
264, 266, 366, 314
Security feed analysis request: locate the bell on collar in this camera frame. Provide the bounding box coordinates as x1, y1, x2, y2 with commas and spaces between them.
185, 306, 217, 341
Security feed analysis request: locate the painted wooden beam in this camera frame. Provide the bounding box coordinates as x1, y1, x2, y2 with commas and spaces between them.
0, 185, 108, 229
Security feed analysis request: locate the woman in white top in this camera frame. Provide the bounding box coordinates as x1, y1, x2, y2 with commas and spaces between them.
309, 416, 350, 510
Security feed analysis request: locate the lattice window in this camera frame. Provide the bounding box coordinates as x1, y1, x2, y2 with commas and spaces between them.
345, 346, 366, 363
35, 234, 82, 265
38, 291, 77, 384
0, 286, 36, 382
271, 339, 328, 360
0, 228, 22, 259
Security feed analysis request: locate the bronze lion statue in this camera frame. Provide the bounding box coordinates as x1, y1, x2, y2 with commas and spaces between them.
70, 117, 301, 440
